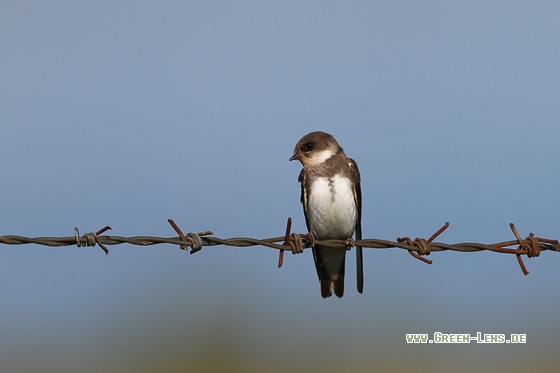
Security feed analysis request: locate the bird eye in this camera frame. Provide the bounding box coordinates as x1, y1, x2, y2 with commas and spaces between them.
302, 142, 314, 151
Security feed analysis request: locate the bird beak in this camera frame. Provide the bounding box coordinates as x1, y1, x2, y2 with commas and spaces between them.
289, 153, 300, 161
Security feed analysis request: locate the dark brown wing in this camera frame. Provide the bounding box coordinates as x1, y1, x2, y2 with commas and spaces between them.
355, 180, 363, 293
348, 158, 363, 294
298, 169, 311, 233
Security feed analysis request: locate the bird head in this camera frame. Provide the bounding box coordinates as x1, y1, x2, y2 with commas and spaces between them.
289, 131, 342, 167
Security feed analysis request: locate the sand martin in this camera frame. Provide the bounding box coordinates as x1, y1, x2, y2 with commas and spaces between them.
290, 131, 363, 298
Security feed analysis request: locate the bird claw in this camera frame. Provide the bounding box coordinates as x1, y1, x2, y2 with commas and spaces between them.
301, 232, 315, 248
345, 237, 355, 251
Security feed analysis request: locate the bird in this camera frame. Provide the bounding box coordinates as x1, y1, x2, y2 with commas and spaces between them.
289, 131, 363, 298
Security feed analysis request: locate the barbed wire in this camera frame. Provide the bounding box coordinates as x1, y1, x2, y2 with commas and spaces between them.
1, 218, 559, 276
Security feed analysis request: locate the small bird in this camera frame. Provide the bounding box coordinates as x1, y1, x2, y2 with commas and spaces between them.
290, 131, 363, 298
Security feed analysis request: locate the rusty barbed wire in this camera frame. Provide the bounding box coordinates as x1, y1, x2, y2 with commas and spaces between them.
1, 219, 559, 276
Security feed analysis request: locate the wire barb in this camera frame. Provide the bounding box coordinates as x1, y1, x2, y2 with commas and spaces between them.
73, 226, 111, 255
278, 217, 291, 268
290, 233, 304, 254
397, 222, 449, 265
167, 219, 213, 254
509, 223, 538, 276
278, 218, 306, 268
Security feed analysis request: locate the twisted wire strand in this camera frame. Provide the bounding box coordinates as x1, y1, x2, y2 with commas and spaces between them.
2, 231, 559, 254
1, 220, 559, 275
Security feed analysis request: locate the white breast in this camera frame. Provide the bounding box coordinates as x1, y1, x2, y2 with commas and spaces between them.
307, 174, 357, 239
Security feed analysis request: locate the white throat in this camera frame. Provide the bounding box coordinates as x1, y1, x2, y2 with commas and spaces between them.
307, 149, 334, 166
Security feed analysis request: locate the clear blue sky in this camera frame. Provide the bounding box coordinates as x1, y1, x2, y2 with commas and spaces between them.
2, 2, 559, 371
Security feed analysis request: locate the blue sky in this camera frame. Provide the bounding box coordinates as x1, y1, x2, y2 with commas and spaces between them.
2, 1, 560, 371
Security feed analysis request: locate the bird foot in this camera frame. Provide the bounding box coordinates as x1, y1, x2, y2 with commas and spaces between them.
345, 237, 355, 251
301, 232, 315, 249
